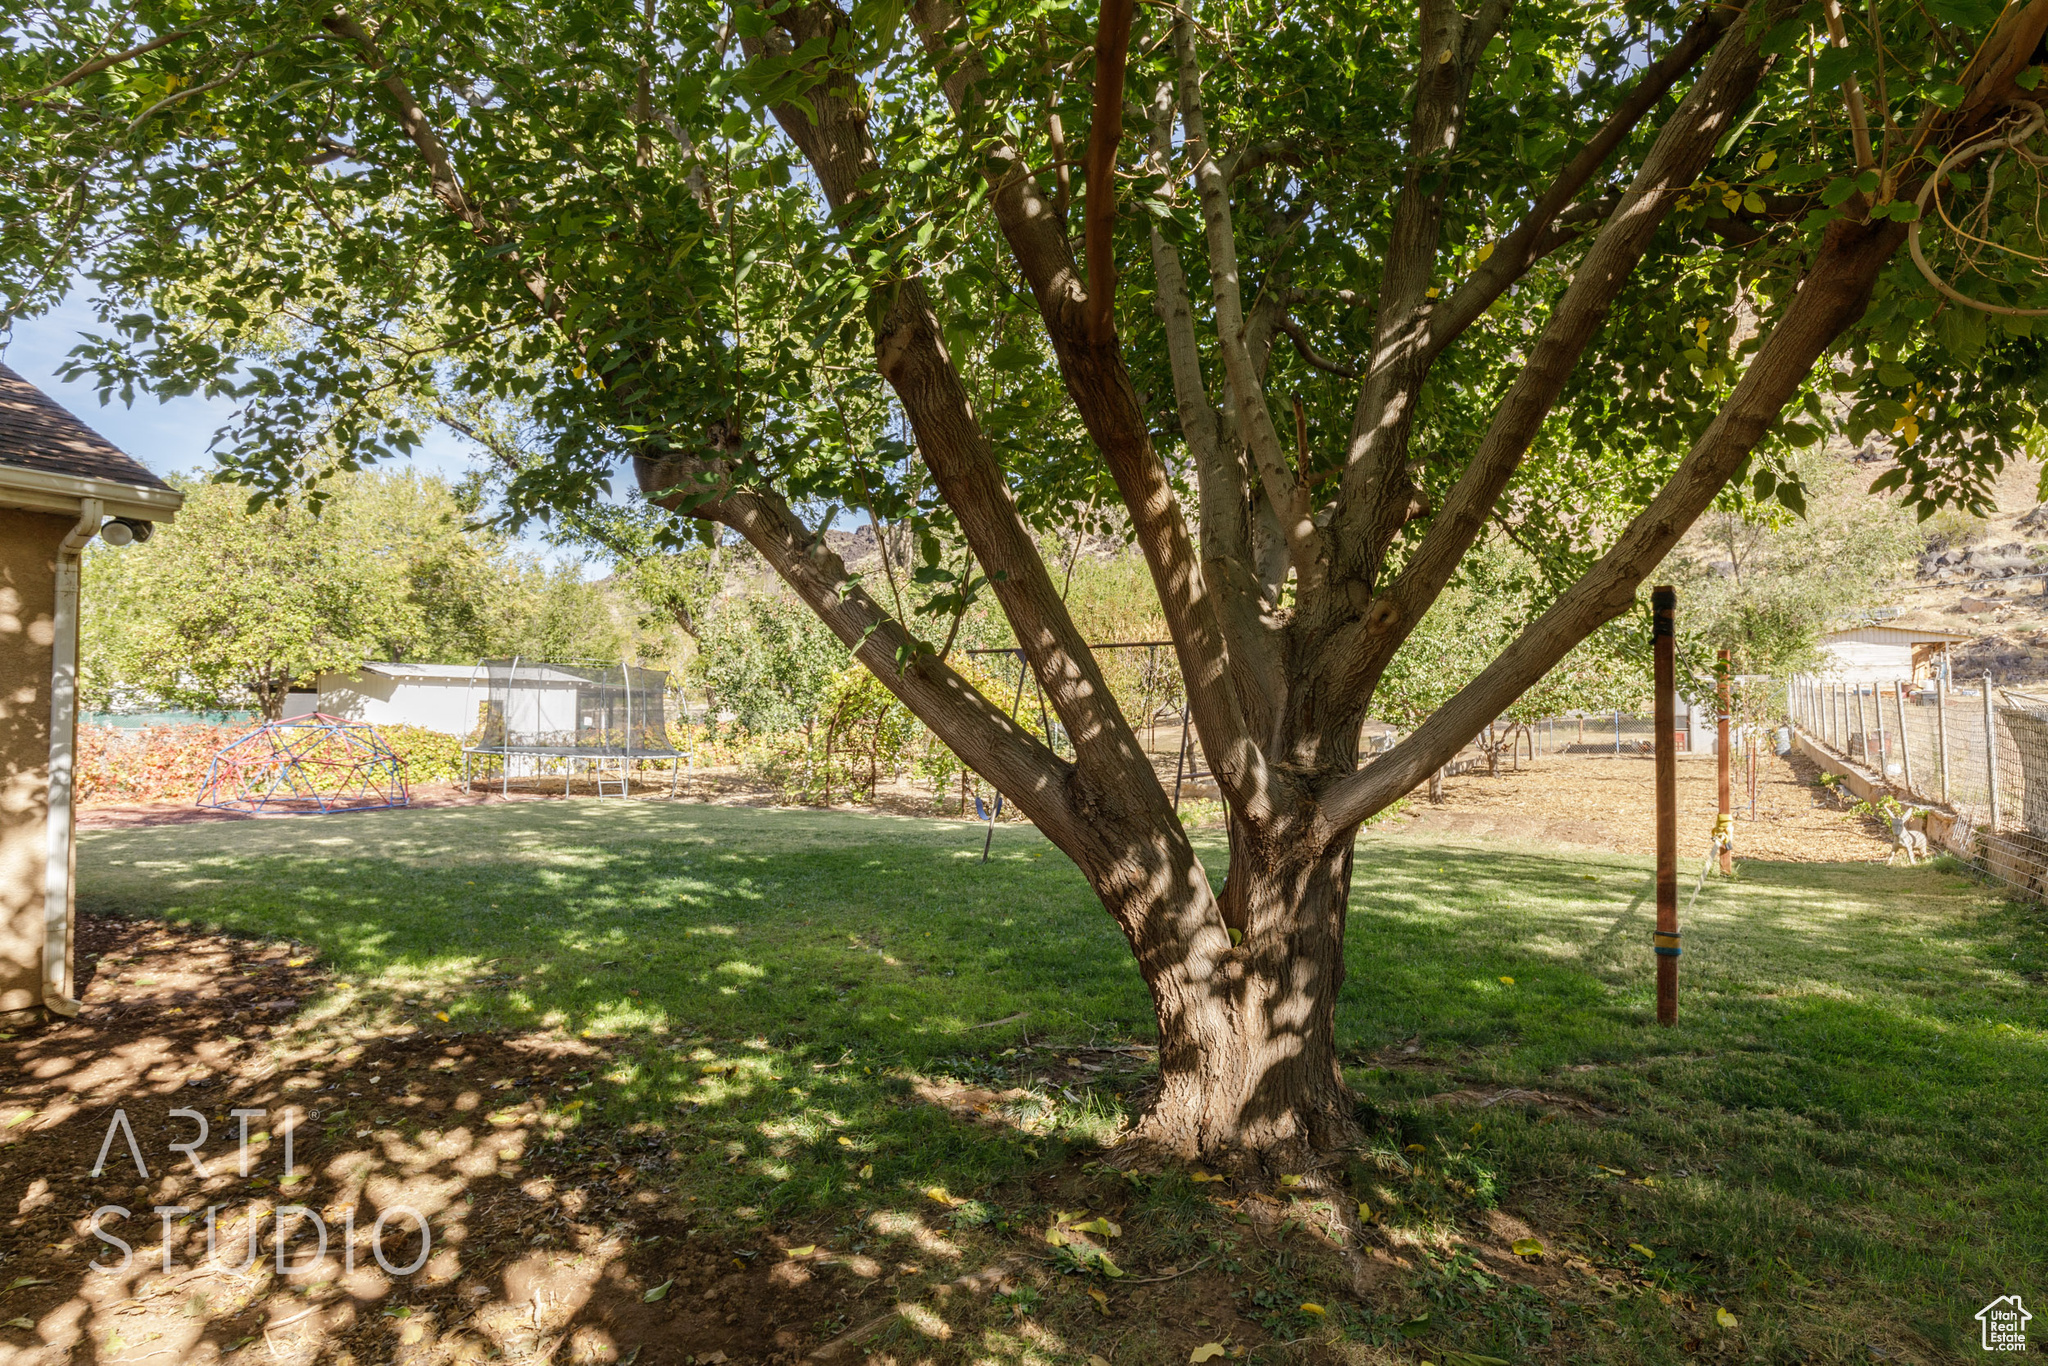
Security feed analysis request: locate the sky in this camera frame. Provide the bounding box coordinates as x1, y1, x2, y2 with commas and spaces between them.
3, 286, 593, 572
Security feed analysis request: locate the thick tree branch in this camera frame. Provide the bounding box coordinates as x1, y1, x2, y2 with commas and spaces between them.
1362, 11, 1777, 672
1321, 215, 1909, 830
1335, 5, 1729, 586
1083, 0, 1136, 343
1418, 8, 1737, 365
1333, 0, 1514, 579
750, 0, 1165, 806
641, 456, 1083, 841
1176, 17, 1326, 603
1144, 80, 1286, 722
910, 0, 1267, 811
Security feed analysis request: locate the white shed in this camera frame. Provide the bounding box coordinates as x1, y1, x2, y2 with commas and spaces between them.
1817, 626, 1972, 683
314, 662, 484, 735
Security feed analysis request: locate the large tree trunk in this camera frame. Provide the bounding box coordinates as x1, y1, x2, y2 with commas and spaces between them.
1101, 807, 1361, 1162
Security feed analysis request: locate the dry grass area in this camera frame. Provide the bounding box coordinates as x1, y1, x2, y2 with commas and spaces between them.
1389, 750, 1895, 863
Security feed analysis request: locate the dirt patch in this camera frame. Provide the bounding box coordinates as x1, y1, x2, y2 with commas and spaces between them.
1390, 749, 1894, 863
0, 917, 892, 1365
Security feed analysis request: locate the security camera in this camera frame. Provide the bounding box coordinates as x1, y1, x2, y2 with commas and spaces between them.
99, 518, 153, 546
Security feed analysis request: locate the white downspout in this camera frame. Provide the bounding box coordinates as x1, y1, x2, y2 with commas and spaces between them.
43, 497, 101, 1016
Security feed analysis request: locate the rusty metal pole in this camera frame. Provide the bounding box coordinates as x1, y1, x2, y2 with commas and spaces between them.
1716, 649, 1734, 875
1655, 588, 1679, 1026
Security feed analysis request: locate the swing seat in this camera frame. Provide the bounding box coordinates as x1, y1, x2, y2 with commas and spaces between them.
973, 793, 1005, 821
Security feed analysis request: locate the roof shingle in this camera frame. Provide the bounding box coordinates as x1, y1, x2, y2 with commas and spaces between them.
0, 361, 174, 492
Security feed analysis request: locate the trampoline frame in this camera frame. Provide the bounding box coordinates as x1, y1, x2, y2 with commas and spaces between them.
460, 655, 686, 798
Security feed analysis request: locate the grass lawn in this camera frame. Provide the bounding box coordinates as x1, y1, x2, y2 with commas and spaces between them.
79, 801, 2048, 1363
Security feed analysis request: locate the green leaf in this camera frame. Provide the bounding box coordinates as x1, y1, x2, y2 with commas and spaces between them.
643, 1279, 673, 1302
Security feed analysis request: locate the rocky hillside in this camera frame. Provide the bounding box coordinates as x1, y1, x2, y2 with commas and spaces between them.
1885, 453, 2048, 681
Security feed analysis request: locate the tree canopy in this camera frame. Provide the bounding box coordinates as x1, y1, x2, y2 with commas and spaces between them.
11, 0, 2048, 1154
81, 470, 684, 715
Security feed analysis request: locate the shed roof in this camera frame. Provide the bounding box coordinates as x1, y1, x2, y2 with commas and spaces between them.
1819, 625, 1974, 646
0, 362, 175, 492
354, 663, 482, 682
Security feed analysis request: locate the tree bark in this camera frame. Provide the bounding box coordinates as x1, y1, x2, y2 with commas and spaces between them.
1119, 807, 1359, 1158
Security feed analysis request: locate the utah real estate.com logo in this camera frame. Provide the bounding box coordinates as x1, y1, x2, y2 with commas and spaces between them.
1980, 1296, 2031, 1353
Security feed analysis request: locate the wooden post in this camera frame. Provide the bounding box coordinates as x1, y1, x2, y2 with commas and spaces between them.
1856, 684, 1871, 766
1875, 681, 1890, 774
1895, 680, 1915, 795
1654, 588, 1679, 1026
1936, 677, 1950, 805
1716, 649, 1733, 874
1984, 676, 2002, 834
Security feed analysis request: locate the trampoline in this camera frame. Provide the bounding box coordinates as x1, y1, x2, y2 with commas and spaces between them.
462, 658, 683, 797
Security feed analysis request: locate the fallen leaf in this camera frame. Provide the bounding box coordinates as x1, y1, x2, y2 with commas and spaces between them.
1629, 1243, 1655, 1259
5, 1317, 33, 1329
786, 1246, 816, 1259
3, 1112, 32, 1130
643, 1279, 673, 1302
1191, 1345, 1227, 1362
1095, 1252, 1125, 1277
923, 1185, 962, 1207
1089, 1357, 1111, 1366
435, 1012, 450, 1022
1499, 976, 1515, 985
1512, 1237, 1544, 1257
1189, 1170, 1225, 1183
1088, 1288, 1109, 1314
1405, 1143, 1427, 1153
1277, 1174, 1302, 1187
1356, 1201, 1373, 1222
1070, 1216, 1121, 1238
400, 1322, 424, 1344
1716, 1307, 1739, 1329
1300, 1302, 1326, 1316
6, 1278, 51, 1290
858, 1164, 873, 1179
837, 1136, 854, 1146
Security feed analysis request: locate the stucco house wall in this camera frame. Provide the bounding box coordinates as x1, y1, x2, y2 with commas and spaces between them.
0, 507, 73, 1012
0, 362, 182, 1016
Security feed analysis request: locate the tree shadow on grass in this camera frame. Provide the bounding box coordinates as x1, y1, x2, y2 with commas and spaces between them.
33, 805, 2046, 1361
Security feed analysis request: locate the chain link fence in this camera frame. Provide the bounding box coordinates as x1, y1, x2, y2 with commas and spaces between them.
1789, 674, 2048, 900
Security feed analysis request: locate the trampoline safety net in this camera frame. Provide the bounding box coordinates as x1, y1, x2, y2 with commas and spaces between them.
475, 659, 675, 755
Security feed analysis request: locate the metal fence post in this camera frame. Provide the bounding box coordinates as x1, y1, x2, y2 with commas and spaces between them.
1984, 676, 2002, 833
1936, 677, 1950, 805
1614, 709, 1621, 755
1837, 681, 1848, 751
1895, 679, 1915, 795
